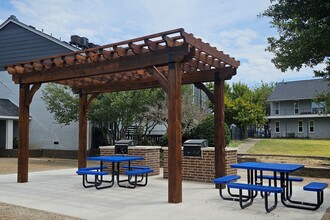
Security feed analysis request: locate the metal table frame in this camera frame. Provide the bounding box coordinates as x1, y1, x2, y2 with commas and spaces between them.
87, 155, 144, 188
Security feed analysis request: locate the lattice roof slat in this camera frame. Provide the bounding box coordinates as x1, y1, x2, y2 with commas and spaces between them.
5, 28, 239, 94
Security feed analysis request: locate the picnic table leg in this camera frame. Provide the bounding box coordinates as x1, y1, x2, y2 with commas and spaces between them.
82, 175, 96, 188
279, 172, 324, 210
224, 186, 251, 201
247, 170, 258, 198
281, 194, 324, 210
264, 188, 279, 213
117, 161, 132, 188
238, 189, 254, 209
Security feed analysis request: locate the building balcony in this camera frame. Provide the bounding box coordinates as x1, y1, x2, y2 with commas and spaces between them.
267, 107, 329, 119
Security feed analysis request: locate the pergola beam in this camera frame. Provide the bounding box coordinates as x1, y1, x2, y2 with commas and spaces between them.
146, 66, 168, 94
193, 82, 214, 104
13, 45, 191, 84
72, 67, 236, 94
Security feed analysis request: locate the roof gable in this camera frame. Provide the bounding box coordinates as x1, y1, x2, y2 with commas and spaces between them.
0, 16, 77, 70
267, 79, 329, 102
0, 99, 19, 118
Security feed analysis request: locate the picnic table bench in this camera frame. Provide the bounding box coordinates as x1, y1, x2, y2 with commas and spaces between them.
227, 182, 283, 212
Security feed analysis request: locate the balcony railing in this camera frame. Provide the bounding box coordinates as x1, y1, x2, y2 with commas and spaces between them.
270, 107, 326, 116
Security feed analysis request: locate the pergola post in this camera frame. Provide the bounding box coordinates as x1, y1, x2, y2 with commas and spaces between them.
214, 73, 226, 188
167, 61, 182, 203
17, 84, 30, 183
17, 83, 41, 183
78, 92, 88, 168
78, 93, 98, 168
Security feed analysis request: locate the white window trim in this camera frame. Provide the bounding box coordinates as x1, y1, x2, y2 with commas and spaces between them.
298, 120, 303, 133
294, 100, 299, 114
275, 121, 280, 133
275, 102, 280, 115
309, 120, 315, 133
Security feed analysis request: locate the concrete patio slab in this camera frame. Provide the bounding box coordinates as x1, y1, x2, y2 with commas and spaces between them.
0, 168, 328, 220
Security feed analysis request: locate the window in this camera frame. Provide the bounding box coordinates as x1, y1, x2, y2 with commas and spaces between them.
294, 100, 299, 114
275, 102, 280, 115
275, 121, 280, 133
298, 120, 303, 133
311, 101, 325, 114
309, 120, 315, 133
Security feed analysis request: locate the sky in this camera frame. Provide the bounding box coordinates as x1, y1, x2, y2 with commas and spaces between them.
0, 0, 323, 87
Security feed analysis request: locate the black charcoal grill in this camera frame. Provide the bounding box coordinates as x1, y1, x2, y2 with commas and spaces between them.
183, 139, 208, 157
115, 140, 135, 154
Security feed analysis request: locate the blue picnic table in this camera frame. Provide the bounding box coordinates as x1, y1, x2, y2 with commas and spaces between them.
229, 162, 327, 211
76, 155, 153, 189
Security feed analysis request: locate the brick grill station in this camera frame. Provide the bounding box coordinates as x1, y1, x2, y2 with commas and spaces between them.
163, 147, 237, 182
99, 146, 161, 176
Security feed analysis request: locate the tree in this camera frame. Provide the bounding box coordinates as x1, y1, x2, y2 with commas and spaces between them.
41, 84, 79, 125
225, 82, 267, 138
188, 114, 231, 147
261, 0, 330, 79
252, 81, 276, 115
42, 83, 164, 145
144, 85, 208, 136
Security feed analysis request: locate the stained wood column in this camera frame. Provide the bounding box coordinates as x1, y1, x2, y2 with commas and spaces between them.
78, 93, 88, 168
78, 93, 98, 168
18, 84, 30, 183
167, 61, 182, 203
214, 73, 226, 187
17, 83, 41, 183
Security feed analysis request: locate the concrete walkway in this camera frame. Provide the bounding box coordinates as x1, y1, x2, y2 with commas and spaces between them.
0, 168, 329, 220
236, 138, 261, 154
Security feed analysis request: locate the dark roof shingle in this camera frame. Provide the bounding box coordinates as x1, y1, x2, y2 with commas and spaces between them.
267, 79, 329, 102
0, 99, 19, 117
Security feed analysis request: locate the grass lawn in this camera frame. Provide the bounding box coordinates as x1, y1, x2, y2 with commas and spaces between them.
247, 139, 330, 157
228, 140, 245, 148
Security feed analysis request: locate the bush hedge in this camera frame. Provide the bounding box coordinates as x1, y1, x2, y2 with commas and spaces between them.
160, 114, 231, 147
187, 114, 231, 147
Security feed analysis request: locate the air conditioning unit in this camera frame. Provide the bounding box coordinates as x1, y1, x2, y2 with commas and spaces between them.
70, 35, 81, 46
80, 37, 89, 48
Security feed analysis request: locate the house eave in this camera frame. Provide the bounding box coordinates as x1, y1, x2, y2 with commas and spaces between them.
0, 116, 19, 120
267, 114, 330, 120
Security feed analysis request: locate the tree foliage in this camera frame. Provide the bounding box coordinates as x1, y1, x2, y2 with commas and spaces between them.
144, 85, 208, 135
252, 81, 276, 115
88, 89, 163, 143
42, 83, 164, 144
41, 84, 79, 125
224, 82, 269, 135
188, 114, 231, 147
42, 83, 208, 145
261, 0, 330, 78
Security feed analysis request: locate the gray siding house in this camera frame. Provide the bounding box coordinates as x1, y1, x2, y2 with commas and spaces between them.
0, 15, 88, 150
267, 79, 330, 139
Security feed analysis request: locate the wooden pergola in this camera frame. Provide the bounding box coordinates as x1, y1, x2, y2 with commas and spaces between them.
5, 28, 239, 203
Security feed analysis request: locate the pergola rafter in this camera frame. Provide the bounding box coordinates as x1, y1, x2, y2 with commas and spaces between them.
4, 28, 239, 204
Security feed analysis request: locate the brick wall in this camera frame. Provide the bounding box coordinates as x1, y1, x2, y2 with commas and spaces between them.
162, 147, 237, 182
99, 146, 160, 175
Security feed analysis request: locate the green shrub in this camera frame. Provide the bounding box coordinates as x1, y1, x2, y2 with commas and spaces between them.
159, 133, 168, 146
159, 115, 231, 147
188, 114, 231, 147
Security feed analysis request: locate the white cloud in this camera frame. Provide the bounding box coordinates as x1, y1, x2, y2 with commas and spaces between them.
211, 28, 316, 86
1, 0, 319, 87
